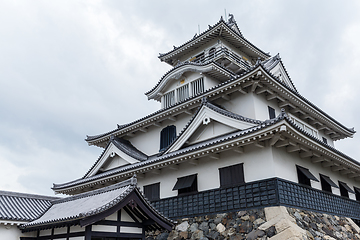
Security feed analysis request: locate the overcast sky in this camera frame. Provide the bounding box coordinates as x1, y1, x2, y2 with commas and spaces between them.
1, 1, 360, 196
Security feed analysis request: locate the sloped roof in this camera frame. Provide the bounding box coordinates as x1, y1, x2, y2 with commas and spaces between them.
22, 177, 174, 231
57, 107, 358, 194
0, 191, 59, 222
161, 98, 263, 154
83, 136, 148, 179
158, 15, 270, 63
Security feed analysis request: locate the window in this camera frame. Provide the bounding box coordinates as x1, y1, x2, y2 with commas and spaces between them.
172, 174, 197, 195
163, 91, 175, 108
160, 125, 176, 151
176, 84, 189, 102
339, 181, 355, 198
219, 163, 245, 187
195, 53, 205, 63
191, 77, 204, 96
144, 183, 160, 201
296, 165, 318, 187
320, 174, 338, 193
322, 137, 328, 144
268, 106, 276, 119
209, 48, 216, 59
354, 187, 360, 201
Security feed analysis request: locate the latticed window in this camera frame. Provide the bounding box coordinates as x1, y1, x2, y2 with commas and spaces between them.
144, 183, 160, 201
191, 77, 204, 96
163, 90, 175, 108
160, 125, 176, 151
177, 84, 189, 102
219, 163, 245, 187
209, 48, 216, 59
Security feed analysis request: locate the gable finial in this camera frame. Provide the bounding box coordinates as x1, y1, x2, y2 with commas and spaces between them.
228, 13, 235, 24
256, 57, 262, 65
201, 97, 208, 104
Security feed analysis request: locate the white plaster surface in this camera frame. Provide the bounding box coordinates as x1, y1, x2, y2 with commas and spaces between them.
120, 226, 142, 234
120, 208, 136, 222
105, 211, 118, 221
91, 225, 117, 232
0, 224, 36, 240
54, 226, 67, 234
70, 225, 84, 233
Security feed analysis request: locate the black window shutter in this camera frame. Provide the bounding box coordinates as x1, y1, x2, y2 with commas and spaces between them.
160, 125, 176, 151
144, 183, 160, 201
268, 106, 276, 119
219, 163, 244, 187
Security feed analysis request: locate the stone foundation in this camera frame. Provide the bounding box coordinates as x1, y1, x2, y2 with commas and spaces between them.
146, 207, 360, 240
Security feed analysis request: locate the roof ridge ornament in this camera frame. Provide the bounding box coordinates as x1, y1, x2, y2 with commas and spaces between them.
256, 57, 262, 65
228, 13, 236, 24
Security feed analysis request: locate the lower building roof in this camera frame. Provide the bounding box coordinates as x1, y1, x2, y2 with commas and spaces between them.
21, 176, 174, 231
0, 191, 60, 222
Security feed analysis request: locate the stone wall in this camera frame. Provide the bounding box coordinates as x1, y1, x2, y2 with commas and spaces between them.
147, 207, 360, 240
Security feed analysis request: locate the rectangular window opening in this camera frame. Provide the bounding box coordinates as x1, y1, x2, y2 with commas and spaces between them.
296, 165, 318, 187
339, 181, 355, 198
219, 163, 245, 187
320, 174, 338, 193
268, 106, 276, 119
143, 183, 160, 201
173, 174, 198, 196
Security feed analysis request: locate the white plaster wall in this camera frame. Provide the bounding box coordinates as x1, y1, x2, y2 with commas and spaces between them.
0, 224, 36, 240
203, 75, 221, 91
120, 209, 136, 222
40, 229, 52, 236
219, 91, 256, 120
54, 227, 67, 234
128, 113, 192, 156
120, 226, 142, 234
138, 145, 275, 199
92, 225, 117, 232
272, 146, 359, 199
188, 120, 236, 145
70, 237, 84, 240
105, 212, 118, 221
70, 225, 85, 233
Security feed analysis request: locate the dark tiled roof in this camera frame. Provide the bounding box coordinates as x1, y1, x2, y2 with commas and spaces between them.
0, 191, 59, 222
158, 16, 270, 60
22, 177, 174, 229
112, 137, 148, 161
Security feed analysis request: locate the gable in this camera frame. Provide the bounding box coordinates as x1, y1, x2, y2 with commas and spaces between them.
186, 120, 237, 146
164, 104, 258, 154
86, 142, 140, 178
269, 61, 296, 91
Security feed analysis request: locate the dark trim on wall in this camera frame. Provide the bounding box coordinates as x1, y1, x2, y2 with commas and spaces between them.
152, 177, 360, 220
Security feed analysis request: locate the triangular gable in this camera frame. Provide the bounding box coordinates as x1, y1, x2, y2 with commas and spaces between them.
268, 59, 296, 92
164, 104, 259, 154
85, 141, 141, 178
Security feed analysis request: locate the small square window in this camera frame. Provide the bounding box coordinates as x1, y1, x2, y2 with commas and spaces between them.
296, 165, 318, 187
173, 174, 198, 195
320, 174, 338, 193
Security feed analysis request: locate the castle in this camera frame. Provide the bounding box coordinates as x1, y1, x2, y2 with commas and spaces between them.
1, 14, 359, 240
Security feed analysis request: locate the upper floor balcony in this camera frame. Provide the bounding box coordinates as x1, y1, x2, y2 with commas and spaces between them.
189, 46, 252, 73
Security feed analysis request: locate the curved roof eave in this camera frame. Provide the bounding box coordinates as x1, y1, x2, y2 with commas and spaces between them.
257, 64, 356, 136
145, 61, 236, 100
158, 17, 270, 63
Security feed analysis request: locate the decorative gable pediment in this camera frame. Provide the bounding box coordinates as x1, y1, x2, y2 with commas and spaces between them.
85, 141, 141, 178
164, 102, 260, 154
